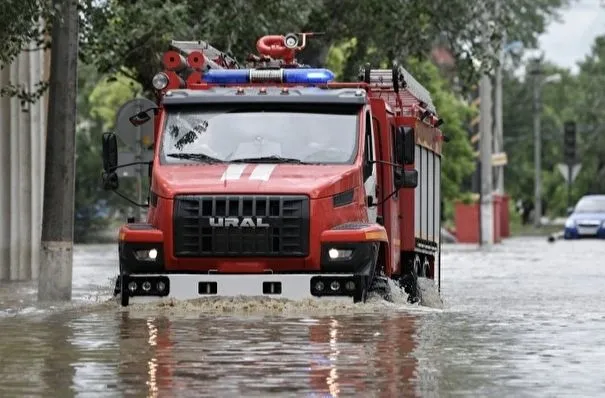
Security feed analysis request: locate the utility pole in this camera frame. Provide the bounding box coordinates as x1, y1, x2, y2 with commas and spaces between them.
494, 31, 505, 194
563, 121, 577, 209
38, 0, 79, 301
531, 58, 543, 228
479, 73, 494, 244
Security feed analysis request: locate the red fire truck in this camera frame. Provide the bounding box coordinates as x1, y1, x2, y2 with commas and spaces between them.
101, 33, 446, 307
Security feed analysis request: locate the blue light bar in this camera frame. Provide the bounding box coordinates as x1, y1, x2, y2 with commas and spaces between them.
283, 68, 335, 84
203, 68, 336, 85
203, 69, 249, 84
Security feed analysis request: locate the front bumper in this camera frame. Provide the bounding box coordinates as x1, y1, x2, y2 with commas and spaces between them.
117, 221, 389, 305
563, 225, 605, 239
121, 273, 363, 305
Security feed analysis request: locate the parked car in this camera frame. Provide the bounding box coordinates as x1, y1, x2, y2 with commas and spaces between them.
564, 195, 605, 239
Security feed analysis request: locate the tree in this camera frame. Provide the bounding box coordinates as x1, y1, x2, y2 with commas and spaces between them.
501, 34, 605, 218
80, 0, 572, 94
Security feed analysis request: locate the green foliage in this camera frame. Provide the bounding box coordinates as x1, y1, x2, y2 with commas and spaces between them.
88, 73, 142, 130
503, 34, 605, 218
77, 0, 572, 95
4, 0, 573, 100
79, 0, 321, 93
0, 0, 53, 104
0, 0, 51, 66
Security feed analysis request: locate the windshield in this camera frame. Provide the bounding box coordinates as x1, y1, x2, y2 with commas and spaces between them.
574, 197, 605, 213
160, 104, 359, 164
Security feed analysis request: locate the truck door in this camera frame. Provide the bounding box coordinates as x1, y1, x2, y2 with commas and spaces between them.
363, 109, 378, 223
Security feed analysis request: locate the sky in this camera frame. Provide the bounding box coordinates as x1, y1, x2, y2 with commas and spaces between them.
538, 0, 605, 73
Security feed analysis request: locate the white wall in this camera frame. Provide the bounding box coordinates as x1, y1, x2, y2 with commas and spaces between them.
0, 45, 48, 281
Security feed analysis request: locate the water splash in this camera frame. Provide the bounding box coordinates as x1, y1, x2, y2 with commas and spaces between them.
418, 277, 445, 310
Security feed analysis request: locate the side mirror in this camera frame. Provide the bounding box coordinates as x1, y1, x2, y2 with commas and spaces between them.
129, 111, 152, 126
566, 207, 574, 216
101, 132, 119, 191
102, 132, 118, 172
398, 126, 415, 165
395, 169, 418, 189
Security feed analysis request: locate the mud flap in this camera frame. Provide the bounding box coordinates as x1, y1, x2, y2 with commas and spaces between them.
114, 275, 121, 296
353, 276, 368, 303
120, 272, 130, 307
353, 244, 381, 303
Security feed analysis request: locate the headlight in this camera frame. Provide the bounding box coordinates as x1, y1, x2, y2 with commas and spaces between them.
134, 248, 159, 261
565, 218, 576, 228
152, 72, 169, 90
328, 248, 353, 260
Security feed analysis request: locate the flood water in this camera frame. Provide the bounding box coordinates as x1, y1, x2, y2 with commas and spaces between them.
1, 237, 605, 397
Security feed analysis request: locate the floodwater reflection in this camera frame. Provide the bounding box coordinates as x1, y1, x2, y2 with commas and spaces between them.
108, 310, 421, 397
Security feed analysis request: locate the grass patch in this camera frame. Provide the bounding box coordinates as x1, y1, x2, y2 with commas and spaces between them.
510, 223, 562, 237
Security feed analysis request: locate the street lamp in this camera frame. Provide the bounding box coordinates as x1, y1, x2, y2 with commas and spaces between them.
531, 59, 562, 227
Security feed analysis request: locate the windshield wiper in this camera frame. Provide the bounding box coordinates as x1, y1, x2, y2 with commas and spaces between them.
229, 155, 306, 164
166, 153, 224, 163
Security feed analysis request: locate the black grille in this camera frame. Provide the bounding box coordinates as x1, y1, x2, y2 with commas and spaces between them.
173, 195, 310, 257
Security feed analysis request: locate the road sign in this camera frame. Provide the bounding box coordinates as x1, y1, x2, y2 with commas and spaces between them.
114, 98, 157, 152
557, 163, 582, 184
491, 152, 508, 166
114, 98, 157, 218
117, 151, 154, 178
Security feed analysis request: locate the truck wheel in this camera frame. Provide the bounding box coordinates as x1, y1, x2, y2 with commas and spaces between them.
422, 257, 430, 278
120, 273, 130, 307
400, 257, 420, 304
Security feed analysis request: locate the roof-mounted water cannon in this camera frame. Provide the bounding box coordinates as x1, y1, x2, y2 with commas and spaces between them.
255, 32, 322, 66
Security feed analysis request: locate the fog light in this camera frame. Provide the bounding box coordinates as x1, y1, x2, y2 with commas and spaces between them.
148, 249, 158, 259
330, 281, 340, 291
157, 281, 166, 292
314, 281, 325, 291
128, 281, 137, 292
142, 281, 152, 291
345, 281, 356, 291
328, 248, 353, 260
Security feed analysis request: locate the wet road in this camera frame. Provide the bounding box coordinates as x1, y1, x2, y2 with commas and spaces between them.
1, 237, 604, 397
